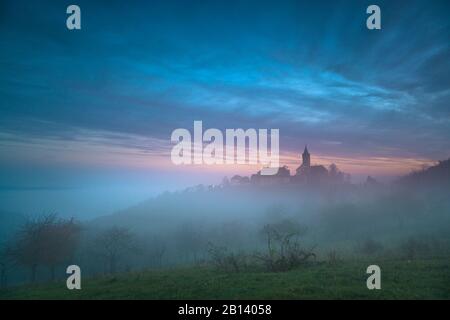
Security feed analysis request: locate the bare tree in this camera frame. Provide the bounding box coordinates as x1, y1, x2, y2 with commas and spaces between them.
11, 214, 81, 283
95, 227, 137, 274
11, 214, 53, 283
255, 220, 316, 272
40, 217, 81, 280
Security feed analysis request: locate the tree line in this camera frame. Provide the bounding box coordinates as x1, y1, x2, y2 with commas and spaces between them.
0, 214, 138, 288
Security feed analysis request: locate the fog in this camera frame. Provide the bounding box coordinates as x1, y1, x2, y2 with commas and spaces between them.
0, 187, 149, 220
0, 166, 222, 219
1, 160, 449, 287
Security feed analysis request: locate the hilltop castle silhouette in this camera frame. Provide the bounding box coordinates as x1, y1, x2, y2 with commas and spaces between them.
230, 146, 349, 186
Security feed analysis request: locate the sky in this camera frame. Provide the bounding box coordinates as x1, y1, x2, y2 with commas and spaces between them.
0, 0, 449, 217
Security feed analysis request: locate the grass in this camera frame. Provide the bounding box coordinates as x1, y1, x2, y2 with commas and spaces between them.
1, 258, 449, 299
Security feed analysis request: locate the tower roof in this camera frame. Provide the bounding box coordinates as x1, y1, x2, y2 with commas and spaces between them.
303, 145, 309, 155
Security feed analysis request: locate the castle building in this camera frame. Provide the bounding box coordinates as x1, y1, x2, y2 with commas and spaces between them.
296, 145, 311, 175
302, 145, 310, 167
250, 166, 291, 186
294, 146, 328, 184
232, 145, 344, 187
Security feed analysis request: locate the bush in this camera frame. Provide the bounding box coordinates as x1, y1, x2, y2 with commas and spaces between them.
207, 243, 248, 273
254, 222, 316, 272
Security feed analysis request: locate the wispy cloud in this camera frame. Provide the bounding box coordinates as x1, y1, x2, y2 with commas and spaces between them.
0, 0, 449, 181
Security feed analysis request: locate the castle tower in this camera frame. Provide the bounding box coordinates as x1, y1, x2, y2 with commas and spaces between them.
302, 145, 310, 168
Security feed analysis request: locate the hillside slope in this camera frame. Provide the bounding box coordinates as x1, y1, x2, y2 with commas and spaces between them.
1, 258, 449, 300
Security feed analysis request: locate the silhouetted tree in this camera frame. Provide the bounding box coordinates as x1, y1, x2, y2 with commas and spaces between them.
95, 227, 137, 274
41, 217, 81, 280
11, 214, 81, 283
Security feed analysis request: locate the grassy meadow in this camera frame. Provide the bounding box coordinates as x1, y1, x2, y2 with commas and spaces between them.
1, 257, 449, 300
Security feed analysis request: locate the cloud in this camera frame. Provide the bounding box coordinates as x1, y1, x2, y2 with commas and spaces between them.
1, 0, 449, 177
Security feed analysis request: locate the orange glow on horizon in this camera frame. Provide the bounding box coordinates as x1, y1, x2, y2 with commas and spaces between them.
1, 132, 438, 180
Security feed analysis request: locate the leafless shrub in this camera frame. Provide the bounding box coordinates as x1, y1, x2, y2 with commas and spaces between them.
207, 242, 248, 273
254, 222, 316, 272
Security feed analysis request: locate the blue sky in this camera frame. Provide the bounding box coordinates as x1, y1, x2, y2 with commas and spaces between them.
0, 0, 449, 216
